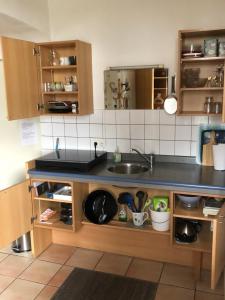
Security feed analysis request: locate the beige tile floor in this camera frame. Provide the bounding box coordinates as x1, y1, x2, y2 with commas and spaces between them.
0, 244, 223, 300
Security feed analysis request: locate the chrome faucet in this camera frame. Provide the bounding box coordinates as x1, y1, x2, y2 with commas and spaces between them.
131, 148, 154, 169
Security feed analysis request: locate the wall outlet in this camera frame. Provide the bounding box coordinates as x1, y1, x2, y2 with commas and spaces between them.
90, 138, 105, 151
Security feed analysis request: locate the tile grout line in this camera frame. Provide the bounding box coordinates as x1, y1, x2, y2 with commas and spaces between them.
124, 257, 133, 277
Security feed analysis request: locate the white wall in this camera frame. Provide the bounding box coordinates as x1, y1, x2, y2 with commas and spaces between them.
0, 0, 50, 190
48, 0, 225, 109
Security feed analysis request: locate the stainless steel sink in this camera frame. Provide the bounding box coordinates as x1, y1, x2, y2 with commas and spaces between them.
107, 163, 149, 175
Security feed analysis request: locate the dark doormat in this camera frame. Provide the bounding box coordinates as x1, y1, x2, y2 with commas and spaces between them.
51, 267, 158, 300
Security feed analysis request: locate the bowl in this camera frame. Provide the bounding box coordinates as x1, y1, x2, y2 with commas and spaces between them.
177, 194, 201, 209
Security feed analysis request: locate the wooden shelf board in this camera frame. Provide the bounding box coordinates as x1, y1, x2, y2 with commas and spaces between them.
177, 111, 222, 116
34, 196, 72, 204
42, 65, 77, 70
154, 88, 167, 90
154, 77, 168, 79
173, 202, 216, 221
34, 221, 73, 232
43, 112, 79, 116
181, 57, 225, 63
180, 87, 223, 91
43, 91, 78, 95
172, 222, 212, 253
81, 219, 170, 235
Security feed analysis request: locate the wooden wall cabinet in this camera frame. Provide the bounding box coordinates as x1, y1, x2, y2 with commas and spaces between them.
0, 37, 93, 120
176, 29, 225, 121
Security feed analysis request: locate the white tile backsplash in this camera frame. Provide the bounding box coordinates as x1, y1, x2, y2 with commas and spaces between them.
65, 123, 77, 137
116, 125, 130, 139
160, 125, 175, 140
116, 110, 129, 124
145, 110, 159, 124
130, 139, 145, 152
104, 124, 116, 139
40, 109, 222, 157
90, 124, 103, 138
77, 123, 89, 137
52, 123, 64, 136
130, 125, 144, 139
65, 137, 77, 149
160, 141, 175, 155
90, 110, 103, 123
175, 141, 191, 156
159, 110, 175, 125
175, 126, 192, 141
145, 125, 159, 140
130, 110, 144, 124
145, 140, 160, 155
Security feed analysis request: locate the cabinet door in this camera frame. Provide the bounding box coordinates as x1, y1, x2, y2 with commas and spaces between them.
211, 203, 225, 289
0, 37, 40, 120
0, 180, 33, 248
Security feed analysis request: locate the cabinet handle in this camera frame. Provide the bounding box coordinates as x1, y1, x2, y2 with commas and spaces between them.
36, 103, 44, 111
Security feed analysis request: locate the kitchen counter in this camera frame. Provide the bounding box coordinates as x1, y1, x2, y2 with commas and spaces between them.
28, 159, 225, 195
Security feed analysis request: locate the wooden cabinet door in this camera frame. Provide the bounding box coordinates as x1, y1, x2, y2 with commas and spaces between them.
211, 203, 225, 289
0, 180, 33, 248
0, 37, 40, 120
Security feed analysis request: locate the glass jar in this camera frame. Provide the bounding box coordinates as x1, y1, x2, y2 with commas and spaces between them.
214, 102, 222, 114
204, 96, 214, 114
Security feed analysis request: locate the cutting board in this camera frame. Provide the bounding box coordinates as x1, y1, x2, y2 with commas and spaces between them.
202, 131, 216, 166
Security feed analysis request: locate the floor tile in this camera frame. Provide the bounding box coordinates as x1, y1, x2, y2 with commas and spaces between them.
155, 284, 194, 300
95, 253, 132, 276
160, 263, 195, 289
65, 248, 103, 270
0, 279, 44, 300
0, 253, 8, 262
196, 270, 224, 295
38, 244, 75, 264
0, 245, 33, 258
195, 291, 224, 300
19, 260, 61, 284
36, 285, 58, 300
0, 255, 33, 277
0, 275, 15, 293
48, 265, 73, 287
126, 258, 163, 282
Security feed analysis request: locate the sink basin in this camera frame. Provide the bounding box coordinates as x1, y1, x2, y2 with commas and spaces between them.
107, 163, 149, 175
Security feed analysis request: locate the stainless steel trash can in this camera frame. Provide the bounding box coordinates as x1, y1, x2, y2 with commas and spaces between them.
12, 231, 31, 253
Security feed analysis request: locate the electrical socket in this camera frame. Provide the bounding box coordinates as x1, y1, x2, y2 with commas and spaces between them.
90, 138, 105, 150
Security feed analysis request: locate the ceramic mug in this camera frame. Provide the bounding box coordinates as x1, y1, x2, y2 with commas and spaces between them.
132, 212, 148, 227
59, 57, 70, 65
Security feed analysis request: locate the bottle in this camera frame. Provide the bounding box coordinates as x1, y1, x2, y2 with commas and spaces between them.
204, 96, 214, 114
113, 147, 121, 163
49, 49, 59, 66
118, 205, 127, 222
154, 93, 164, 109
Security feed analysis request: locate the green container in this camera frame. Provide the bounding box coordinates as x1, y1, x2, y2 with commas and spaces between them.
152, 196, 168, 212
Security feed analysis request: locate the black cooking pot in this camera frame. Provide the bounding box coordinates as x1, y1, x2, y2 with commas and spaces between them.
175, 219, 201, 243
83, 190, 118, 224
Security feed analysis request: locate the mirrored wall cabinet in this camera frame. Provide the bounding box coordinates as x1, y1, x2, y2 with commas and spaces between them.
104, 66, 168, 110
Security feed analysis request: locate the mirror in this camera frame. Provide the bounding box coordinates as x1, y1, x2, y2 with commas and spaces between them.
104, 66, 168, 110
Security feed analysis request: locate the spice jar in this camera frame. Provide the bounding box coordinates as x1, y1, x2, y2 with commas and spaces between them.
204, 96, 214, 114
214, 102, 222, 114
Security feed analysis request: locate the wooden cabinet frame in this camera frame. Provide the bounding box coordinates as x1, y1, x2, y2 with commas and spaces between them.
0, 37, 93, 120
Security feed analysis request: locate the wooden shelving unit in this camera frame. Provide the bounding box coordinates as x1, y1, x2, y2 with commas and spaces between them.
152, 68, 168, 109
38, 40, 93, 116
81, 219, 170, 235
177, 29, 225, 120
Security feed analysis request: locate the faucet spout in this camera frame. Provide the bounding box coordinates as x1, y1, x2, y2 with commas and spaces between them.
131, 148, 154, 169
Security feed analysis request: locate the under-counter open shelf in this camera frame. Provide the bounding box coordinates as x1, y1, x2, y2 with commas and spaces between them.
172, 220, 212, 253
81, 219, 170, 235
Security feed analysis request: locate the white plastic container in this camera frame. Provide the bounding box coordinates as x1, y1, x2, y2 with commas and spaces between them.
150, 210, 170, 231
213, 144, 225, 171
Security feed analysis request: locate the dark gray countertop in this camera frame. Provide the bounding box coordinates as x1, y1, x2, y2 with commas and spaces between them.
28, 159, 225, 196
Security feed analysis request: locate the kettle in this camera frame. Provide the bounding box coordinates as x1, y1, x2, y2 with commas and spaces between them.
175, 219, 201, 243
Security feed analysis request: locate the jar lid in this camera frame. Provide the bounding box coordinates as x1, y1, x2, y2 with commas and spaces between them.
205, 96, 214, 102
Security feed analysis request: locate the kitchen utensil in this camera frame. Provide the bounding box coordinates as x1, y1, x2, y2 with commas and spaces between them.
143, 198, 152, 211
150, 209, 170, 231
136, 191, 145, 212
175, 219, 201, 243
202, 131, 216, 166
177, 194, 201, 209
83, 190, 118, 224
164, 75, 177, 114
